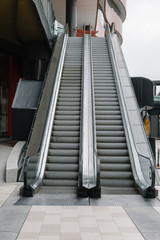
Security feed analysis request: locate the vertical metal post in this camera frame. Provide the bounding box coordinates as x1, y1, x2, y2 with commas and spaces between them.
66, 0, 77, 36
157, 149, 160, 167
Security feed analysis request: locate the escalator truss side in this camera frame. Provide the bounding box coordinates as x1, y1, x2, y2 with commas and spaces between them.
22, 28, 69, 196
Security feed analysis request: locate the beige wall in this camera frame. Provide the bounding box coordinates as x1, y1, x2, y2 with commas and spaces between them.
98, 0, 125, 41
51, 0, 66, 25
51, 0, 97, 29
77, 0, 97, 30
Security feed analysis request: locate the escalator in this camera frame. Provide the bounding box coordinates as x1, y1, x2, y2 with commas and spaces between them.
43, 37, 82, 191
92, 37, 134, 194
22, 25, 156, 198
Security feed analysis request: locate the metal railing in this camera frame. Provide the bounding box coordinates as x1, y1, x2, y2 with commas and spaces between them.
106, 24, 156, 197
78, 25, 100, 197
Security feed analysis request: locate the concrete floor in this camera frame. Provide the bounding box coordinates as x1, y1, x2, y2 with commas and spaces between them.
1, 140, 160, 240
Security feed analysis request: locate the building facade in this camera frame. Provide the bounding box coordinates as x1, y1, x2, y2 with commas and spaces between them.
0, 0, 126, 139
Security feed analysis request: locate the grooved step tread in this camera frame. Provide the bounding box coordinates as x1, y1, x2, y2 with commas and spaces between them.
92, 37, 134, 191
42, 37, 82, 190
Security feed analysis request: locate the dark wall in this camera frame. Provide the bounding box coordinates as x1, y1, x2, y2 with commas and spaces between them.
131, 77, 153, 108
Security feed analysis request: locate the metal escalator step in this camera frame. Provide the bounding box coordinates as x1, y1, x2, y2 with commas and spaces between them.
100, 171, 133, 179
95, 102, 118, 106
48, 149, 79, 156
49, 143, 79, 149
55, 115, 80, 120
94, 87, 116, 91
43, 179, 78, 187
96, 120, 122, 125
100, 179, 134, 187
94, 79, 115, 82
95, 94, 118, 98
93, 65, 112, 69
61, 77, 81, 80
95, 98, 118, 102
95, 106, 120, 111
47, 156, 78, 163
55, 110, 80, 115
95, 91, 117, 95
57, 97, 80, 102
96, 126, 124, 131
100, 163, 131, 171
94, 72, 113, 75
44, 171, 78, 179
97, 149, 128, 156
95, 110, 121, 115
46, 163, 78, 171
52, 131, 80, 137
100, 156, 130, 163
53, 125, 80, 131
54, 120, 80, 125
56, 106, 80, 111
57, 102, 80, 106
58, 90, 81, 95
97, 142, 127, 149
63, 70, 81, 73
50, 136, 79, 143
96, 131, 124, 137
94, 83, 115, 87
61, 74, 81, 78
59, 86, 81, 91
97, 136, 126, 143
58, 94, 80, 98
96, 115, 121, 120
60, 83, 81, 87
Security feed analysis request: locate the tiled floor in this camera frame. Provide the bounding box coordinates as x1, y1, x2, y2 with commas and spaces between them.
1, 184, 160, 239
0, 185, 17, 207
17, 206, 144, 240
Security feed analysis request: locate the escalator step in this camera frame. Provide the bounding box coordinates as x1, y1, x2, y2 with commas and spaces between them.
49, 143, 79, 149
97, 142, 127, 149
100, 163, 131, 171
97, 149, 128, 156
100, 171, 133, 179
47, 156, 78, 163
97, 136, 126, 143
44, 171, 78, 179
50, 136, 79, 143
46, 163, 78, 171
100, 179, 134, 187
100, 156, 130, 163
48, 149, 79, 156
43, 179, 78, 187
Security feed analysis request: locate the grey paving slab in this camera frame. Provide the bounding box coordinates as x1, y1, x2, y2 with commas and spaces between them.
0, 206, 30, 232
0, 144, 13, 183
124, 207, 160, 239
142, 232, 160, 240
90, 194, 160, 207
3, 184, 23, 206
0, 232, 18, 240
16, 193, 89, 206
